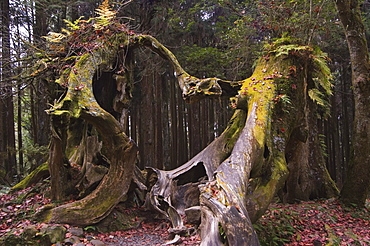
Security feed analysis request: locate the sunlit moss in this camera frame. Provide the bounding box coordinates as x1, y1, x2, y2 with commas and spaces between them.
11, 162, 49, 191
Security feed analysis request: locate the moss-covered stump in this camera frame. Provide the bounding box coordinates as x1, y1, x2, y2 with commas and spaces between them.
38, 27, 241, 226
40, 32, 139, 225
33, 3, 338, 242
146, 39, 338, 246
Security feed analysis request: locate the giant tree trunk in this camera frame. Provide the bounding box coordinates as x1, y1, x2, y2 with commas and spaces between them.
41, 42, 139, 225
143, 38, 338, 245
335, 0, 370, 207
38, 27, 337, 243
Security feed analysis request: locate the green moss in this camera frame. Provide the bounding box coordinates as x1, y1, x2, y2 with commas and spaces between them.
35, 204, 55, 223
236, 57, 278, 146
11, 162, 49, 191
223, 109, 247, 150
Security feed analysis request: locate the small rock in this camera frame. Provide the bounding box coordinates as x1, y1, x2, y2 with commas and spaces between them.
45, 225, 67, 243
3, 234, 24, 246
21, 225, 38, 240
75, 243, 86, 246
90, 239, 105, 246
34, 233, 52, 246
68, 227, 84, 237
64, 235, 81, 245
86, 235, 95, 241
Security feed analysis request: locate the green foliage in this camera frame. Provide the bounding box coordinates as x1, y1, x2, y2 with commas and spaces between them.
264, 35, 307, 55
266, 37, 333, 117
219, 15, 261, 79
309, 48, 333, 117
308, 88, 329, 107
312, 48, 332, 93
63, 16, 87, 32
272, 44, 312, 58
36, 0, 135, 84
22, 143, 49, 173
94, 0, 117, 29
176, 45, 227, 79
253, 0, 339, 43
218, 223, 227, 244
153, 0, 258, 80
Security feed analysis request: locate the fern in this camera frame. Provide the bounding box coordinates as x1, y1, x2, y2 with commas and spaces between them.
308, 88, 330, 107
273, 44, 312, 58
94, 0, 117, 29
310, 47, 333, 117
43, 31, 66, 43
266, 36, 333, 117
312, 48, 333, 96
64, 16, 85, 31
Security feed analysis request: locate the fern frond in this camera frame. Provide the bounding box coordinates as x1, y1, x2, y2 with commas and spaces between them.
312, 49, 333, 96
43, 32, 67, 43
94, 0, 117, 29
308, 88, 331, 117
308, 88, 328, 107
312, 76, 332, 96
273, 44, 313, 57
64, 16, 85, 31
61, 28, 71, 36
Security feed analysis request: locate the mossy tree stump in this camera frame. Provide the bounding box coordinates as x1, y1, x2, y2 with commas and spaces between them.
31, 5, 338, 242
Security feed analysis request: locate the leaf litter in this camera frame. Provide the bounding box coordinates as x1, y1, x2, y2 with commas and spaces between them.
1, 185, 369, 245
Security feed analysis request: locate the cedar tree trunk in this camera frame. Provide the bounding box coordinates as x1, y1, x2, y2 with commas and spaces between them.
335, 0, 370, 207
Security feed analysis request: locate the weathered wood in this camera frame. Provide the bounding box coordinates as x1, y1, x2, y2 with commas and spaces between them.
41, 39, 139, 224
145, 39, 338, 245
37, 28, 338, 243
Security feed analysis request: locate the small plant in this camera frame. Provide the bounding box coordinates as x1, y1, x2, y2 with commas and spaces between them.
84, 225, 97, 232
218, 222, 227, 244
253, 208, 298, 246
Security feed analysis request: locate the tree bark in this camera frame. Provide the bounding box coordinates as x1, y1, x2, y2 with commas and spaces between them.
0, 0, 17, 183
144, 38, 338, 244
335, 0, 370, 207
38, 30, 338, 243
40, 43, 139, 224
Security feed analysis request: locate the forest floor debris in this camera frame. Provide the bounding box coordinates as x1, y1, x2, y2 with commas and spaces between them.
0, 185, 369, 245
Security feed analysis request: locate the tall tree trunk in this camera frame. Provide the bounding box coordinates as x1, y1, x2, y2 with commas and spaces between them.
335, 0, 370, 207
0, 0, 17, 183
17, 83, 24, 176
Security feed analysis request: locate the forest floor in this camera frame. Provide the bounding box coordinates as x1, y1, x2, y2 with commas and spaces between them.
0, 185, 369, 245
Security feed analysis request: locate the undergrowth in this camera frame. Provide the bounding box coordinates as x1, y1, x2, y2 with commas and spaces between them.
253, 199, 370, 246
254, 206, 300, 245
